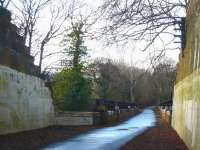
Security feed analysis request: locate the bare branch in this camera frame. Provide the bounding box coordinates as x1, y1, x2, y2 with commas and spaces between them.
100, 0, 187, 51
0, 0, 11, 8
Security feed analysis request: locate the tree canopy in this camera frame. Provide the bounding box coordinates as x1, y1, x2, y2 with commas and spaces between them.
52, 21, 92, 111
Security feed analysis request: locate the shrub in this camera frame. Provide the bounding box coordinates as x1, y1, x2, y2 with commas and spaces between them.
53, 68, 92, 111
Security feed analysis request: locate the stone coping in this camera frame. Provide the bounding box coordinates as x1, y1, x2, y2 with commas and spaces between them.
56, 112, 100, 117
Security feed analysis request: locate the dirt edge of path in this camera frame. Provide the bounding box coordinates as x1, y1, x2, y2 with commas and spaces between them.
120, 108, 189, 150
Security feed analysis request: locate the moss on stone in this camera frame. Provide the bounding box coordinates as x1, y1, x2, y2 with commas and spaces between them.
10, 111, 21, 128
0, 66, 54, 134
0, 102, 7, 107
0, 120, 8, 129
0, 76, 8, 90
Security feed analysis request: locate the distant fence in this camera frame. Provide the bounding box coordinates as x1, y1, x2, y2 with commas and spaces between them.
96, 99, 136, 110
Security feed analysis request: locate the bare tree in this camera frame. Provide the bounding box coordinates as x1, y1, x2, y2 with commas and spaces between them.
101, 0, 187, 51
37, 0, 99, 72
11, 0, 77, 72
151, 58, 176, 103
10, 0, 100, 73
0, 0, 11, 8
12, 0, 51, 51
38, 0, 75, 72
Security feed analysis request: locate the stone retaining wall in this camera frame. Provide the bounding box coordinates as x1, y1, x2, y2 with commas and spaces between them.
0, 65, 54, 135
172, 0, 200, 149
55, 112, 100, 126
172, 70, 200, 150
55, 109, 137, 126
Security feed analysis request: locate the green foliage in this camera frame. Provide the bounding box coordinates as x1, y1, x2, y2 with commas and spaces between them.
96, 71, 111, 99
61, 22, 87, 68
53, 68, 92, 111
52, 21, 93, 111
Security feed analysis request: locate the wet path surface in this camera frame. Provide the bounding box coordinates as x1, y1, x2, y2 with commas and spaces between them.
42, 109, 156, 150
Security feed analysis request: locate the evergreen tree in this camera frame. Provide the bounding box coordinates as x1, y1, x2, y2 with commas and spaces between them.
62, 22, 87, 69
53, 21, 92, 111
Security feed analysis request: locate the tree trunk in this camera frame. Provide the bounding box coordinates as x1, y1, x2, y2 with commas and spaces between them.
39, 41, 45, 73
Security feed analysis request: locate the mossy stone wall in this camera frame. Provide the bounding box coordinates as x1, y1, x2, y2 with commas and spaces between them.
0, 65, 54, 135
172, 1, 200, 149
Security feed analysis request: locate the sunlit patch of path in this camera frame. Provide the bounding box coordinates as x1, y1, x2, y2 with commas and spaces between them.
42, 108, 156, 150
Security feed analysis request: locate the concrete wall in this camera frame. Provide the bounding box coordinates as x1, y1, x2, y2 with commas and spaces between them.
56, 112, 100, 126
0, 65, 54, 135
172, 71, 200, 150
172, 1, 200, 149
55, 109, 137, 126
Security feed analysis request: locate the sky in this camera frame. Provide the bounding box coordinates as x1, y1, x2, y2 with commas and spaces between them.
82, 0, 184, 69
8, 0, 186, 71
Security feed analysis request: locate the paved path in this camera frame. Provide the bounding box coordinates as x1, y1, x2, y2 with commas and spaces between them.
43, 109, 156, 150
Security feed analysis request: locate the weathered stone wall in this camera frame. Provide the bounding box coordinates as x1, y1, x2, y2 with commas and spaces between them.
0, 65, 54, 135
172, 1, 200, 149
172, 71, 200, 150
55, 112, 100, 126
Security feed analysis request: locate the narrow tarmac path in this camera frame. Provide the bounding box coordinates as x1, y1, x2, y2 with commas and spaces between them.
42, 108, 156, 150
